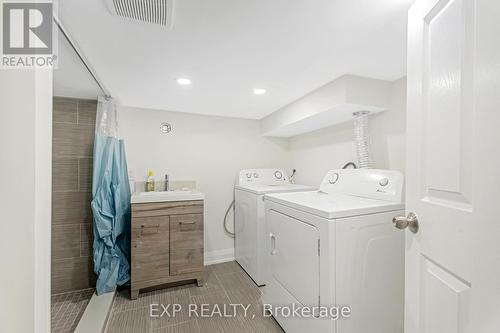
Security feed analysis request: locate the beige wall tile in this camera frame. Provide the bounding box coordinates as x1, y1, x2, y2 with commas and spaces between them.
53, 122, 95, 157
80, 223, 93, 243
52, 98, 97, 294
77, 99, 97, 125
79, 157, 93, 191
80, 240, 92, 258
52, 192, 92, 225
52, 157, 78, 192
53, 97, 77, 124
80, 223, 93, 257
52, 224, 81, 260
51, 257, 95, 294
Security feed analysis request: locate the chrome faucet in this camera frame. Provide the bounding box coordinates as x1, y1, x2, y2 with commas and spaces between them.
164, 174, 170, 191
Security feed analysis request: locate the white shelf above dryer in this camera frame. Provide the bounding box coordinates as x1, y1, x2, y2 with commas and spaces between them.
261, 75, 390, 138
261, 103, 386, 137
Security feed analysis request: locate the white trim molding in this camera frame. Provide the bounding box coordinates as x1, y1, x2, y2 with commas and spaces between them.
34, 69, 53, 333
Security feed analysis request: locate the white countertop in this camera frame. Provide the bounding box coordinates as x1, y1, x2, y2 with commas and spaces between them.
131, 190, 205, 204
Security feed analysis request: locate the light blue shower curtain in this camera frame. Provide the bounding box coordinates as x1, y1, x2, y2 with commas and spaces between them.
91, 97, 131, 295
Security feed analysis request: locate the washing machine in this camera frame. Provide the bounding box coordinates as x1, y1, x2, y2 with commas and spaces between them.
234, 168, 315, 286
263, 169, 405, 333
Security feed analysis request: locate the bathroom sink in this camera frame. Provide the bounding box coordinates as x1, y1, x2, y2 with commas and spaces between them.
131, 190, 205, 204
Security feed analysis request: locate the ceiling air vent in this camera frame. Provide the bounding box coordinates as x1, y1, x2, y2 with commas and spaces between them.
105, 0, 174, 27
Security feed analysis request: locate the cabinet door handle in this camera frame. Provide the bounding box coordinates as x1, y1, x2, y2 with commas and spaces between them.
179, 221, 196, 225
140, 224, 160, 235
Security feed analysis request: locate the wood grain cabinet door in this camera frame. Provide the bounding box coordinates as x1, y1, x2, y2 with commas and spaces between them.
169, 214, 204, 275
131, 216, 170, 282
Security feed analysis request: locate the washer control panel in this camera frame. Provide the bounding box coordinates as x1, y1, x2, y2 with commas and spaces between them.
237, 168, 289, 185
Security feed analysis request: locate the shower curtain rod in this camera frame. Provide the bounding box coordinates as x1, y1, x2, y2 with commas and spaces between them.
53, 15, 112, 100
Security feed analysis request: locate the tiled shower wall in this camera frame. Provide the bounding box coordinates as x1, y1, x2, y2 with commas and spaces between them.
52, 97, 97, 294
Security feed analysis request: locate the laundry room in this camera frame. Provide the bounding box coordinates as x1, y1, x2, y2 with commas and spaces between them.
2, 1, 500, 333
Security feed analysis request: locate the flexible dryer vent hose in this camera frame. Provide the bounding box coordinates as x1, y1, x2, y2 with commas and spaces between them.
353, 111, 374, 169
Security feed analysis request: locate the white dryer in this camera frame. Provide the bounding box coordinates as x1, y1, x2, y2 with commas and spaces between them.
263, 169, 405, 333
234, 169, 315, 286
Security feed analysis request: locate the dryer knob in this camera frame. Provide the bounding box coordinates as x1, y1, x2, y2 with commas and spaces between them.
274, 171, 283, 179
379, 178, 389, 186
253, 173, 259, 178
246, 173, 252, 178
329, 173, 339, 184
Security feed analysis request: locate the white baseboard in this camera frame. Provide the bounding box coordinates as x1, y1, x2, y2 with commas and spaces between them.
204, 248, 235, 266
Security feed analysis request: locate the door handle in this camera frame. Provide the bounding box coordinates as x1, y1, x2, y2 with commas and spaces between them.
393, 212, 419, 234
270, 233, 277, 255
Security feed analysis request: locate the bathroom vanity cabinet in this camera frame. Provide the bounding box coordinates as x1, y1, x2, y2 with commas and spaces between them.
130, 200, 204, 299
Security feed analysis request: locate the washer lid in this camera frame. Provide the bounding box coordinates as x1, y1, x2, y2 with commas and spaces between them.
264, 191, 404, 219
235, 183, 316, 195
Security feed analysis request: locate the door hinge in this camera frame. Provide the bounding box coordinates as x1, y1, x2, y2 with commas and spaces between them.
317, 239, 320, 256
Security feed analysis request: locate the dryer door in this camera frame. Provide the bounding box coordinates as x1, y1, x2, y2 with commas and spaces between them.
267, 209, 320, 308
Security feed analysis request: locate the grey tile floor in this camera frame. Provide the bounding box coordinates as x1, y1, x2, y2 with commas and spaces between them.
105, 261, 284, 333
51, 288, 94, 333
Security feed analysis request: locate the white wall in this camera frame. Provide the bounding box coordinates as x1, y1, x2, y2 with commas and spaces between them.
0, 70, 52, 333
288, 120, 358, 186
118, 106, 290, 263
288, 78, 407, 186
370, 77, 407, 174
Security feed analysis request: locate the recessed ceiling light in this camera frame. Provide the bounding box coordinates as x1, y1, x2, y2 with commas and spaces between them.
177, 78, 192, 85
253, 88, 267, 95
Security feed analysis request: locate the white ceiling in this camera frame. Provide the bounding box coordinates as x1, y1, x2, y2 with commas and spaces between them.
55, 0, 414, 119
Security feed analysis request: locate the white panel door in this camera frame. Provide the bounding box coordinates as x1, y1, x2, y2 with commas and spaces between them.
405, 0, 500, 332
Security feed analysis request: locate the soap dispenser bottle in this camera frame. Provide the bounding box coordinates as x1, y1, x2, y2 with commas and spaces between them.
146, 170, 155, 192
